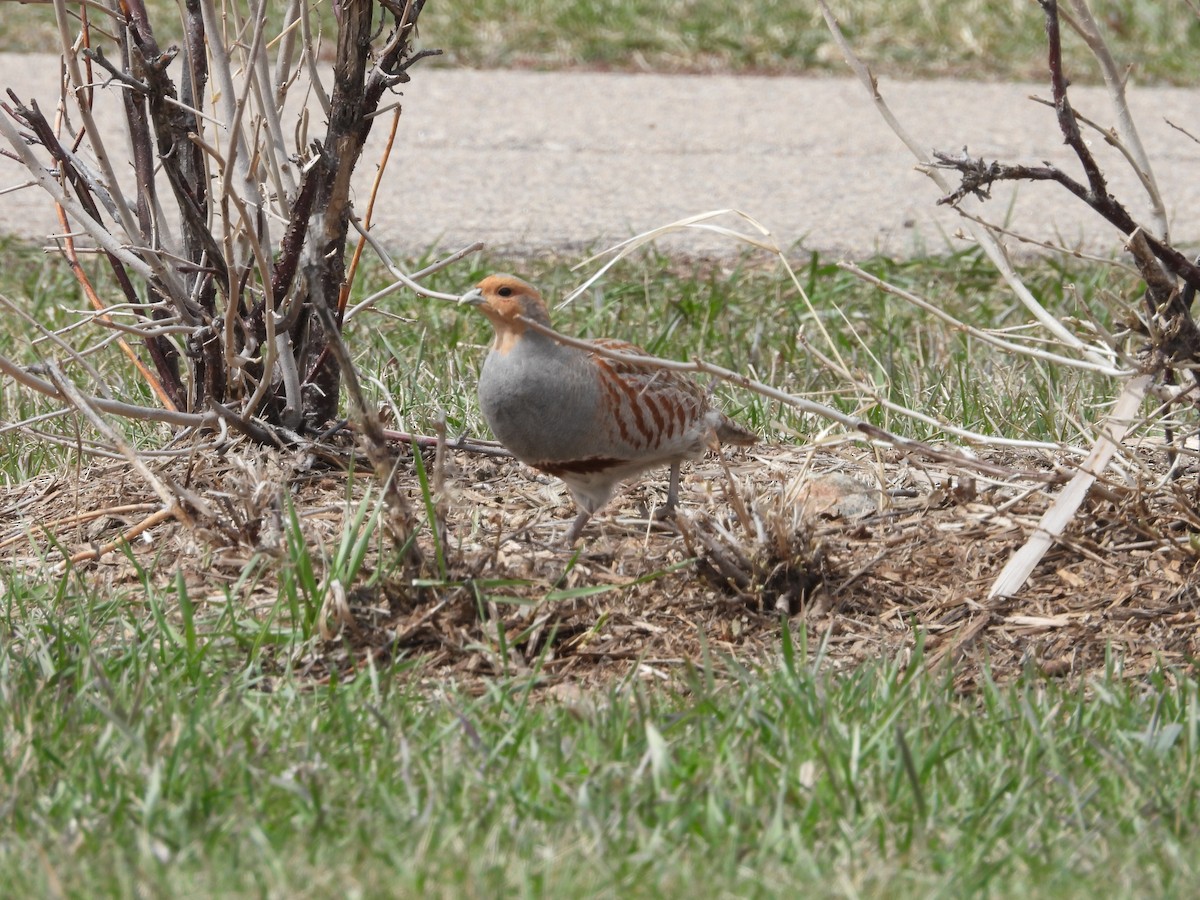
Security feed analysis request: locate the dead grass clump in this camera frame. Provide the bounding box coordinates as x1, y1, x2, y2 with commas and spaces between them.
680, 471, 844, 617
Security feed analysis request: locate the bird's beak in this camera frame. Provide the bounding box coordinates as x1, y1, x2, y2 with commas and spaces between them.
459, 287, 485, 307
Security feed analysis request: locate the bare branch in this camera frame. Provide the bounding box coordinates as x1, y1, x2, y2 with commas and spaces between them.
931, 145, 1200, 294
815, 0, 1110, 367
1062, 0, 1168, 241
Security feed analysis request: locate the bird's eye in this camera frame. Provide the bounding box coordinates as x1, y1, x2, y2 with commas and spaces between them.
497, 286, 513, 297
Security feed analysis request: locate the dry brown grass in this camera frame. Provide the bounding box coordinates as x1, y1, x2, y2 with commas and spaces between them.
4, 437, 1197, 692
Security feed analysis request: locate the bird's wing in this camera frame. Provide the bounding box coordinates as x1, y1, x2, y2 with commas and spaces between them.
588, 339, 757, 449
585, 338, 709, 452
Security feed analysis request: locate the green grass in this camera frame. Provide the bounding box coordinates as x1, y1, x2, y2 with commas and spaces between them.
419, 0, 1200, 84
1, 1, 1197, 84
0, 19, 1177, 883
0, 237, 1185, 893
0, 239, 1135, 482
3, 573, 1198, 896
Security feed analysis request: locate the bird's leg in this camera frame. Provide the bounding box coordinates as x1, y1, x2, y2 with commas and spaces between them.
565, 508, 592, 545
654, 462, 682, 521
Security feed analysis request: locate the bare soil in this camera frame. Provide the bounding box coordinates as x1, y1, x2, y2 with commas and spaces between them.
3, 439, 1198, 691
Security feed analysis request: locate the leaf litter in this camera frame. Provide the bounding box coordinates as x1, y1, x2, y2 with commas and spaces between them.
2, 437, 1198, 694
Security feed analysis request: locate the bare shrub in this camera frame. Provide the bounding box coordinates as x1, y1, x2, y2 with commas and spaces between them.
0, 0, 444, 433
816, 0, 1200, 596
0, 0, 454, 564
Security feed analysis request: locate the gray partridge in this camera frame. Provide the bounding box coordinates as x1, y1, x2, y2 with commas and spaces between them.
462, 273, 757, 543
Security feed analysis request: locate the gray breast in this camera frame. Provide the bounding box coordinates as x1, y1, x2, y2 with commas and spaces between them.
478, 337, 604, 464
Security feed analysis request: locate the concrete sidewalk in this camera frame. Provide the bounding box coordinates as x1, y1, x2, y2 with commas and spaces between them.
1, 54, 1197, 260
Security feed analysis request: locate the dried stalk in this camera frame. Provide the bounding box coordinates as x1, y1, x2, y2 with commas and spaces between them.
838, 262, 1126, 376
63, 506, 179, 567
560, 210, 1099, 457
989, 373, 1153, 597
311, 295, 423, 568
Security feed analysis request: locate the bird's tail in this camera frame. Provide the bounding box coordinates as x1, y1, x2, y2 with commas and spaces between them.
715, 416, 758, 447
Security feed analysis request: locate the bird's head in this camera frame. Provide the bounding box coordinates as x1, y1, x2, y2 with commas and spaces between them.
461, 274, 554, 352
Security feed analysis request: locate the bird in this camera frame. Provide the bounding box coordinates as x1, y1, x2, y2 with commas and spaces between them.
461, 273, 757, 543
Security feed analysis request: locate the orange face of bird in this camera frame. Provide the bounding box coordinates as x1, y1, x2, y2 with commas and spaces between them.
460, 274, 553, 353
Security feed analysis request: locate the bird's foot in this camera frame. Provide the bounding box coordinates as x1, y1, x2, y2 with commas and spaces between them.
565, 510, 592, 546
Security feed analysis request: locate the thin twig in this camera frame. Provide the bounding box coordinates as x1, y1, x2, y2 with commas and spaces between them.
0, 347, 211, 429
511, 311, 1078, 480
311, 297, 423, 567
340, 106, 402, 313
44, 361, 189, 522
378, 426, 513, 458
343, 236, 481, 322
63, 505, 178, 567
52, 203, 181, 410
